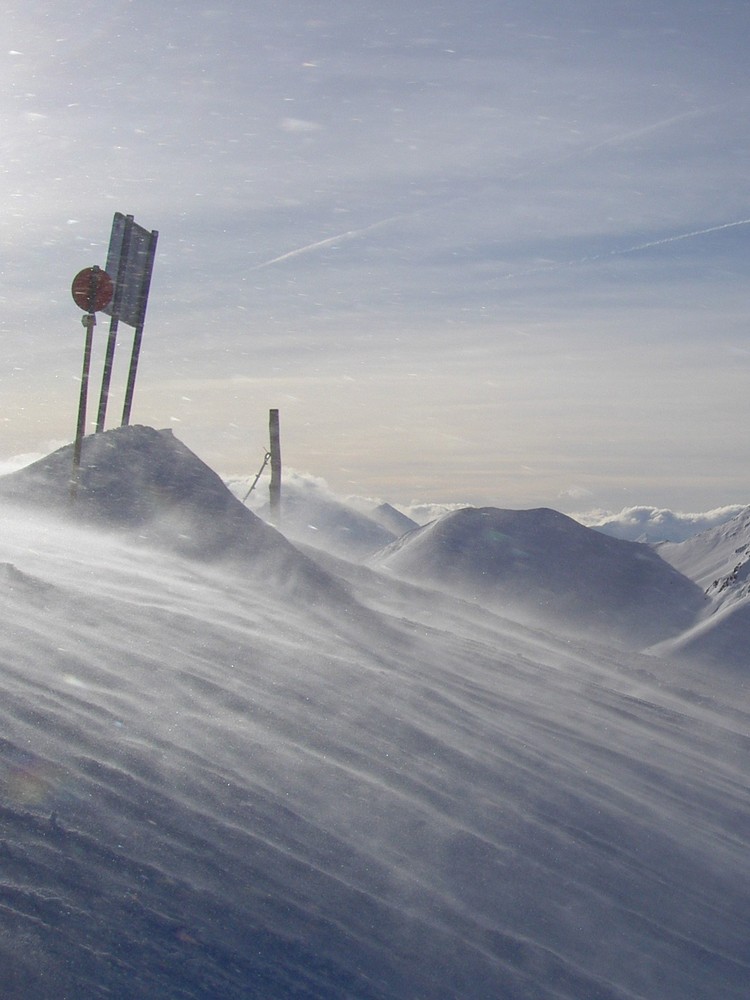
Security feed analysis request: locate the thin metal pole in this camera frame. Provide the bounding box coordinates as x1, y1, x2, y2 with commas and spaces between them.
121, 322, 142, 427
71, 313, 96, 501
96, 314, 119, 433
121, 228, 158, 426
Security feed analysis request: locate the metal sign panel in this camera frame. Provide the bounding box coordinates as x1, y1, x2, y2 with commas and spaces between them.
102, 212, 158, 328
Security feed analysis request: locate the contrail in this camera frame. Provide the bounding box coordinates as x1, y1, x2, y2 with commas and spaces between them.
612, 217, 750, 255
572, 107, 713, 161
503, 217, 750, 279
249, 231, 360, 271
250, 106, 730, 276
248, 215, 404, 271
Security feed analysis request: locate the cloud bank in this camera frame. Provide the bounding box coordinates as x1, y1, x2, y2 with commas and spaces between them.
576, 504, 748, 544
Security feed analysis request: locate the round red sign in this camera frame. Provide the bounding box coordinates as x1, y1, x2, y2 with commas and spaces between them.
71, 266, 114, 313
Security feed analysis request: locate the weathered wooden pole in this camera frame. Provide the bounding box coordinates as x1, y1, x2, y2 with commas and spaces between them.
269, 408, 281, 525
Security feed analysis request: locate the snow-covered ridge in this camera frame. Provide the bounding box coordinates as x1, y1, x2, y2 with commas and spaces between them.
226, 468, 420, 560
658, 506, 750, 595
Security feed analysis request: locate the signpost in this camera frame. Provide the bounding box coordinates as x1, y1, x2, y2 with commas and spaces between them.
70, 266, 113, 499
96, 212, 158, 431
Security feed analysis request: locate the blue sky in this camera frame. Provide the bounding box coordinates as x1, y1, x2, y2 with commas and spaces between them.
3, 1, 750, 511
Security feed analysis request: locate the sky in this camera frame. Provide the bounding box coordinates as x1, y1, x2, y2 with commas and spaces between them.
3, 0, 750, 512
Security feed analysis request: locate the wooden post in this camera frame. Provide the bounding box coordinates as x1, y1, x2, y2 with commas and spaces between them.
269, 408, 281, 525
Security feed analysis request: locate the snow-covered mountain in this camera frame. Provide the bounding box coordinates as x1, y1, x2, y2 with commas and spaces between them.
346, 498, 419, 539
0, 428, 747, 999
370, 505, 707, 648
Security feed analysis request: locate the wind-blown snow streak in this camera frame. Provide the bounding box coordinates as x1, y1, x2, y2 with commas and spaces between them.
0, 517, 746, 999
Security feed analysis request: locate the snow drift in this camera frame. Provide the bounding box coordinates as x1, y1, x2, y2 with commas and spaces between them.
0, 429, 748, 999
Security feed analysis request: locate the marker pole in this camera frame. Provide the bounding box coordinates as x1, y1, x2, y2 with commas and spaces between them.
269, 409, 281, 525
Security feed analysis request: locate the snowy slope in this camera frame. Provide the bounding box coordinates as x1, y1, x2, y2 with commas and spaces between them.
650, 600, 750, 670
0, 431, 748, 999
370, 506, 707, 648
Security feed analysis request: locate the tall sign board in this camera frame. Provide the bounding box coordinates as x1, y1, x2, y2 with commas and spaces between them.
96, 213, 158, 430
102, 212, 157, 329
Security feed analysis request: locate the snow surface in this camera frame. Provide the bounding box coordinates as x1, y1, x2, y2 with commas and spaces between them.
0, 427, 748, 999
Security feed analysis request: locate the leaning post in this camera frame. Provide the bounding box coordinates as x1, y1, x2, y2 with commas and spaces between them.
269, 409, 281, 525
